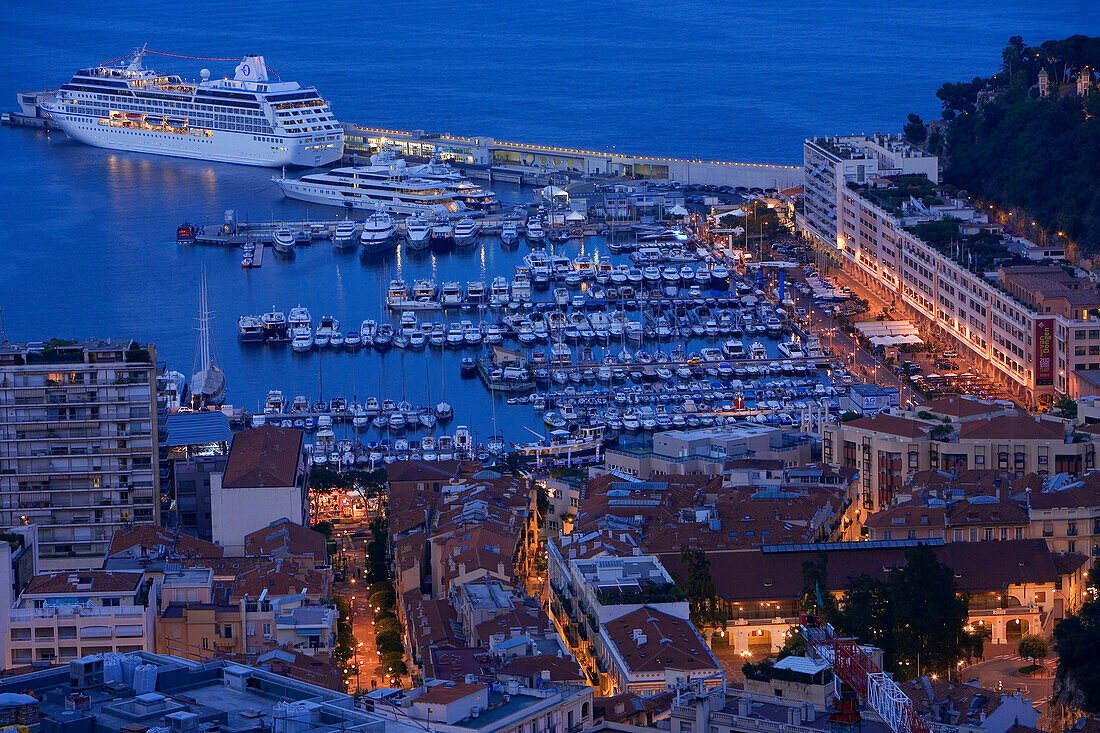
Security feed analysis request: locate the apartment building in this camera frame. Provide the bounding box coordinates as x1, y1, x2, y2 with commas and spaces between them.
0, 339, 160, 570
799, 134, 1100, 406
370, 678, 594, 733
597, 607, 723, 696
209, 425, 309, 555
800, 134, 938, 249
4, 569, 155, 667
823, 410, 1099, 512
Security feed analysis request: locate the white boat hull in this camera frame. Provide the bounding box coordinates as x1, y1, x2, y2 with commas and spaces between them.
275, 178, 455, 216
42, 109, 342, 167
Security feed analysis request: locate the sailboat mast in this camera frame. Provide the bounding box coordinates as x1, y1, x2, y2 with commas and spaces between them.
199, 267, 211, 371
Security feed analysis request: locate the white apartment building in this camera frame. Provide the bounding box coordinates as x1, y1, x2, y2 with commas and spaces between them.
0, 339, 160, 570
800, 134, 938, 248
798, 134, 1100, 406
3, 568, 155, 667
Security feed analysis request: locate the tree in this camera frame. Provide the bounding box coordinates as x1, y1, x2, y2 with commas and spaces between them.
678, 548, 728, 632
369, 587, 395, 611
375, 617, 403, 636
799, 552, 837, 619
903, 113, 927, 144
1054, 395, 1078, 420
832, 546, 980, 680
311, 521, 334, 539
1054, 599, 1100, 713
890, 545, 975, 678
1018, 634, 1049, 662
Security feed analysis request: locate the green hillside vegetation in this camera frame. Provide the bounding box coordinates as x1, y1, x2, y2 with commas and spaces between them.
922, 35, 1100, 257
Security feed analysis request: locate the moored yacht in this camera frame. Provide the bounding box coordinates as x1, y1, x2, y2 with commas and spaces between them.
525, 218, 545, 244
452, 218, 480, 247
333, 221, 359, 249
274, 156, 467, 216
272, 228, 295, 254
404, 216, 432, 251
501, 221, 519, 247
360, 211, 396, 255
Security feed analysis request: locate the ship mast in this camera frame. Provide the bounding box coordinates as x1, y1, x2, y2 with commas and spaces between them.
198, 267, 211, 373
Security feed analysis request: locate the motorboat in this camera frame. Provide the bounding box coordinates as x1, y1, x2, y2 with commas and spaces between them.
431, 220, 454, 247
452, 217, 480, 247
501, 221, 519, 246
272, 228, 295, 254
405, 216, 432, 251
360, 211, 396, 255
525, 218, 546, 243
333, 221, 359, 249
238, 315, 264, 343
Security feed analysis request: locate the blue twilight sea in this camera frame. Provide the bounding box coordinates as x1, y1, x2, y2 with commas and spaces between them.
0, 1, 1095, 444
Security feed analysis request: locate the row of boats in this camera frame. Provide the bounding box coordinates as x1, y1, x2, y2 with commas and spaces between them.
257, 391, 452, 433
239, 296, 809, 352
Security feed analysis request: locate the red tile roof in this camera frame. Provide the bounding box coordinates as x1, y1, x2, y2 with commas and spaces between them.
244, 518, 326, 561
222, 426, 303, 488
660, 539, 1074, 604
958, 416, 1065, 441
601, 607, 721, 675
107, 525, 223, 559
499, 655, 585, 683
25, 570, 143, 595
923, 396, 1009, 419
843, 414, 932, 438
416, 682, 488, 705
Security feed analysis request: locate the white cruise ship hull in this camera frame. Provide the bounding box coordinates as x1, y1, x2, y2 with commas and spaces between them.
274, 178, 456, 216
43, 110, 341, 167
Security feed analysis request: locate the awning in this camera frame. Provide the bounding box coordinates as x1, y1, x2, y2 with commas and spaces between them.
668, 205, 689, 216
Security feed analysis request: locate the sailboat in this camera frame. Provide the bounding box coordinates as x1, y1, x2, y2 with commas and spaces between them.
190, 267, 226, 409
436, 343, 453, 422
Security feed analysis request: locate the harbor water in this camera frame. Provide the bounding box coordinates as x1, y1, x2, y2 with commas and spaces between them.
0, 1, 1094, 445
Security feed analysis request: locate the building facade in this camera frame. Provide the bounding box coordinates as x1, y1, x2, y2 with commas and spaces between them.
0, 340, 160, 570
798, 134, 1100, 405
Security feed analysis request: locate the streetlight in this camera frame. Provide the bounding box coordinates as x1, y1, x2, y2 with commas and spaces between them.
354, 642, 363, 691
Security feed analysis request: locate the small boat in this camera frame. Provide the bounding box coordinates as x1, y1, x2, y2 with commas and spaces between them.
405, 216, 432, 251
525, 218, 546, 244
333, 221, 359, 249
272, 228, 295, 254
431, 220, 455, 247
176, 222, 197, 240
453, 218, 480, 247
237, 315, 264, 343
361, 211, 396, 255
501, 221, 519, 247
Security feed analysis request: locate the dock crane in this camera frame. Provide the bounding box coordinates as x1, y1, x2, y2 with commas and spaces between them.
800, 613, 932, 733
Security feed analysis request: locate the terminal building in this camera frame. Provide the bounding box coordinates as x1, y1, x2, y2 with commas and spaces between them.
343, 125, 802, 190
797, 133, 1100, 407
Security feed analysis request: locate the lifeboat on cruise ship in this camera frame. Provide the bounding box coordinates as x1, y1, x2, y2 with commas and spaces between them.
145, 116, 163, 127
166, 117, 187, 128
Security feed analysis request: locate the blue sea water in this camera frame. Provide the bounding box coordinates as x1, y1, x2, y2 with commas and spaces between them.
0, 1, 1095, 443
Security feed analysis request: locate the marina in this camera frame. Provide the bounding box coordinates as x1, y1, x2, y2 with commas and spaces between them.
1, 47, 867, 458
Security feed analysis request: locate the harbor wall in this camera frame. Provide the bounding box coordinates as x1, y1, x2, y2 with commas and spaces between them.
343, 124, 802, 190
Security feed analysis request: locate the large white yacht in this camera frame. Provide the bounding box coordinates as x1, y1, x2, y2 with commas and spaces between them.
38, 48, 342, 167
273, 156, 468, 216
402, 155, 498, 209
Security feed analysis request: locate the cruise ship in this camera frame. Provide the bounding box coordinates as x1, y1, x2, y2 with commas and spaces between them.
37, 48, 343, 167
273, 157, 468, 216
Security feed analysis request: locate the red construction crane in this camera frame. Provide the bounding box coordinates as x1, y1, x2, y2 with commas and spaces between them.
800, 614, 931, 733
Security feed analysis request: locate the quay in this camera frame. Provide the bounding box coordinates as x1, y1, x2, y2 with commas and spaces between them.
342, 125, 802, 189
